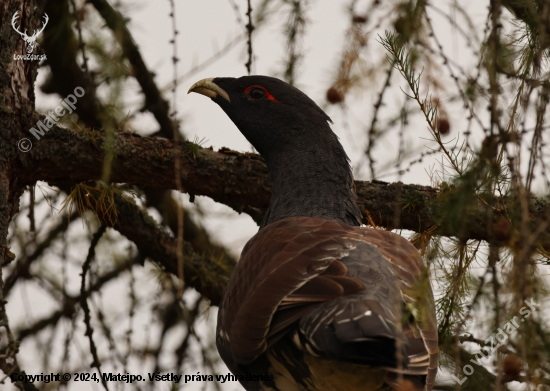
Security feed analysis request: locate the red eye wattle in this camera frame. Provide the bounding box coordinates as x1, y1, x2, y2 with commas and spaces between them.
244, 85, 279, 102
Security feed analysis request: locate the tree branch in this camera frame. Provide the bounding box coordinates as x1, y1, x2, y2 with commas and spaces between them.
101, 189, 233, 305
87, 0, 175, 138
41, 0, 102, 128
10, 123, 550, 251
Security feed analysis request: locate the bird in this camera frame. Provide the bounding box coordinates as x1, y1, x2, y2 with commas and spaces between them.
188, 76, 438, 391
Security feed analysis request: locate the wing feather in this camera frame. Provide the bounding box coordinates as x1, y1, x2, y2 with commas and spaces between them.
217, 216, 438, 390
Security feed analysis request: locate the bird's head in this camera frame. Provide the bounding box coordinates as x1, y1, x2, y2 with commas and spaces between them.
189, 75, 362, 227
188, 76, 333, 159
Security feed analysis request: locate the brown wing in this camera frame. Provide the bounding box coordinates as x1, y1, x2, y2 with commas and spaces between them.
217, 217, 438, 389
357, 228, 439, 389
218, 217, 366, 363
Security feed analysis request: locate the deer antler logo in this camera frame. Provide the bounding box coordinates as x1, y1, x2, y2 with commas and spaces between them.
12, 11, 49, 53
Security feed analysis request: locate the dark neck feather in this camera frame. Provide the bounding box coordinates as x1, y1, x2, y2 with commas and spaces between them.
260, 138, 362, 229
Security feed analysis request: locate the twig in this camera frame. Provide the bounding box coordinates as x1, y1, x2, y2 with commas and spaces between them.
172, 34, 244, 88
423, 14, 488, 134
380, 32, 462, 174
70, 0, 90, 74
526, 85, 549, 191
4, 213, 75, 295
226, 0, 245, 26
365, 65, 393, 179
80, 224, 108, 390
245, 0, 254, 74
17, 253, 142, 342
28, 185, 35, 233
282, 0, 308, 85
88, 0, 175, 138
167, 0, 185, 297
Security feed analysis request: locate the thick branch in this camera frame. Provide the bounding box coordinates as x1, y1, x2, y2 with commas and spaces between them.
38, 1, 237, 274
104, 191, 233, 305
11, 124, 550, 249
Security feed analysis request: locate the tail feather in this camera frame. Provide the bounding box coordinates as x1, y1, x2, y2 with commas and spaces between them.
298, 297, 432, 383
299, 299, 405, 367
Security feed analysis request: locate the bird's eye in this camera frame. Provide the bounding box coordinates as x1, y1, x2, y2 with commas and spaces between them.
249, 87, 265, 100
244, 85, 279, 102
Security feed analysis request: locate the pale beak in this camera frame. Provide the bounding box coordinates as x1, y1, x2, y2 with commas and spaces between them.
188, 78, 231, 102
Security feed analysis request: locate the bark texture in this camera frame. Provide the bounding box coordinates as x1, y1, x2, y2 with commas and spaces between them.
10, 123, 550, 251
